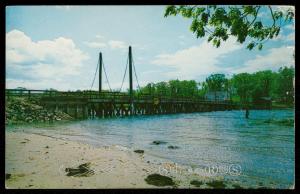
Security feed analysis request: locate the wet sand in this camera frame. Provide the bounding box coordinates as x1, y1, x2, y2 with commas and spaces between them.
5, 131, 212, 189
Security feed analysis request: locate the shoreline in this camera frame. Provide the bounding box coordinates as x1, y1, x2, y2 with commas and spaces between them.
5, 108, 295, 189
6, 130, 219, 189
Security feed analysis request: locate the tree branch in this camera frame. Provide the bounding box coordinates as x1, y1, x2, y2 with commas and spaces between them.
268, 5, 276, 27
247, 6, 261, 27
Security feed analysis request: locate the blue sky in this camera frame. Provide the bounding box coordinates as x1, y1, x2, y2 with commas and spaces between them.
6, 5, 295, 91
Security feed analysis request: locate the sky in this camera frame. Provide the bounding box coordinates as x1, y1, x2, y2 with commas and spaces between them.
6, 5, 295, 91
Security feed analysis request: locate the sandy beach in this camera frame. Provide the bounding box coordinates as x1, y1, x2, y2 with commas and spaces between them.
5, 131, 215, 189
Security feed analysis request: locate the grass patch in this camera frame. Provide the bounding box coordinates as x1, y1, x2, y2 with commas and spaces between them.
206, 180, 226, 189
144, 173, 175, 187
190, 180, 203, 187
264, 118, 294, 127
232, 183, 243, 189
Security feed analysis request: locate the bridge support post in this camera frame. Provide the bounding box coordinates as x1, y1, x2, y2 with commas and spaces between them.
99, 52, 102, 93
128, 46, 134, 115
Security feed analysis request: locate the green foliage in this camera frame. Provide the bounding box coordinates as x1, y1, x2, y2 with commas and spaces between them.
205, 74, 227, 101
136, 66, 294, 106
164, 5, 294, 50
190, 180, 203, 187
206, 74, 227, 92
137, 79, 200, 98
232, 73, 255, 103
251, 70, 275, 103
231, 67, 294, 104
276, 66, 295, 103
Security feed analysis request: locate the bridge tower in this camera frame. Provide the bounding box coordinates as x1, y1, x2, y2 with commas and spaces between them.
128, 46, 134, 114
128, 46, 133, 98
99, 52, 102, 93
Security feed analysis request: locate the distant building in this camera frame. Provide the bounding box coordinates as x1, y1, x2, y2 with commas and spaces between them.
205, 91, 230, 101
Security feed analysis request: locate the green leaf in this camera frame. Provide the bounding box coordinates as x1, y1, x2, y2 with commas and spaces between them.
196, 25, 205, 38
193, 7, 206, 18
247, 42, 255, 50
275, 27, 280, 36
216, 39, 221, 47
181, 7, 193, 18
253, 21, 263, 29
201, 13, 209, 24
190, 20, 199, 32
164, 6, 177, 17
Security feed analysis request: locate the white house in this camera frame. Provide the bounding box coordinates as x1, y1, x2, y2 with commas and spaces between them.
205, 91, 230, 101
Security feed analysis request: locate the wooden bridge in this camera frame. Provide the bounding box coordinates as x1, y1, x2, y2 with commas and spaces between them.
5, 89, 236, 119
5, 46, 237, 119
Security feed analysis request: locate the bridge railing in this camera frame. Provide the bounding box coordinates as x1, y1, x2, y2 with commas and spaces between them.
5, 89, 235, 105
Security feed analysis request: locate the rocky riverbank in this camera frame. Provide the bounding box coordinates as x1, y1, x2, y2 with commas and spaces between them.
5, 97, 73, 125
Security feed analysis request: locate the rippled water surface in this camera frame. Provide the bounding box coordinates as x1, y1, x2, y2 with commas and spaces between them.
8, 109, 294, 188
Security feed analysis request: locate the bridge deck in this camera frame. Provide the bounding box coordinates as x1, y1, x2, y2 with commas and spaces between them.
6, 89, 237, 119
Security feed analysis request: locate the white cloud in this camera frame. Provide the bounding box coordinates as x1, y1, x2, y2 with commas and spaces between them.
84, 36, 140, 51
6, 29, 89, 89
108, 40, 127, 49
6, 78, 73, 91
151, 37, 242, 79
83, 41, 107, 48
84, 35, 107, 48
231, 46, 295, 73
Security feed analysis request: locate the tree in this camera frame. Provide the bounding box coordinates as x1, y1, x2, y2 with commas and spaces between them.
164, 5, 294, 50
169, 79, 181, 96
251, 70, 275, 103
205, 74, 227, 101
276, 66, 295, 103
232, 73, 255, 105
154, 81, 169, 96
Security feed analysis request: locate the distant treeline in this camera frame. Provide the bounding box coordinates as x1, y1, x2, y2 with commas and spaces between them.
134, 66, 294, 105
41, 66, 294, 105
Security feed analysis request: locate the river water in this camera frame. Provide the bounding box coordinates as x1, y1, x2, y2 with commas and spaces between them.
8, 109, 294, 188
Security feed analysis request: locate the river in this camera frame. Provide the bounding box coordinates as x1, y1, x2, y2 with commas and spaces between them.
7, 109, 294, 188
